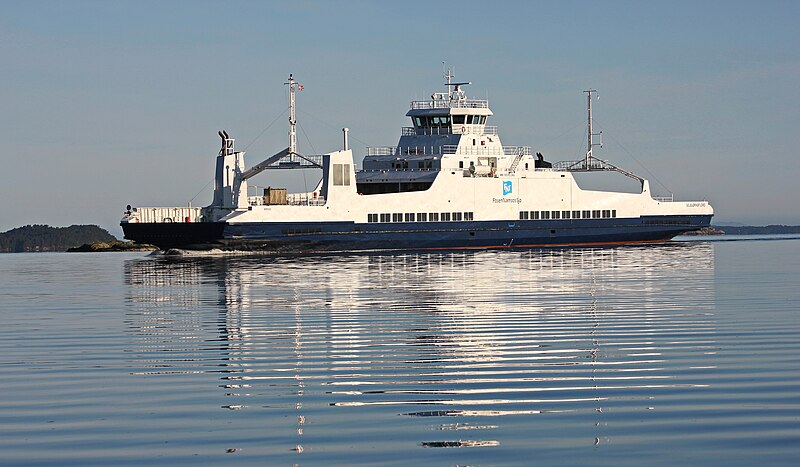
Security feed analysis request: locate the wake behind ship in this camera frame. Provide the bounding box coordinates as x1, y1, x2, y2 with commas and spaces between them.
121, 72, 713, 252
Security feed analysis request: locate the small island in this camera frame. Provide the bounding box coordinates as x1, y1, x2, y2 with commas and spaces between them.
0, 224, 155, 253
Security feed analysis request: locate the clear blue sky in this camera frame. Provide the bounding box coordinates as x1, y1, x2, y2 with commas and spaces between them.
2, 0, 798, 236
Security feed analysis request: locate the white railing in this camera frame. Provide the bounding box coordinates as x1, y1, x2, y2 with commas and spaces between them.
360, 168, 437, 173
129, 207, 202, 223
652, 195, 674, 202
410, 98, 489, 110
444, 145, 492, 155
367, 146, 396, 156
404, 126, 452, 136
441, 145, 532, 156
366, 143, 530, 158
503, 146, 533, 156
402, 125, 498, 136
287, 193, 326, 206
367, 146, 446, 156
248, 195, 326, 206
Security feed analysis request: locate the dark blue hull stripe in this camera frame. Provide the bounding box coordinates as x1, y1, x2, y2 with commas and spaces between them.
122, 215, 713, 251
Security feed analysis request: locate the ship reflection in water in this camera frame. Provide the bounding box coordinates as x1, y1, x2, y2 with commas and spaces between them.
124, 243, 716, 457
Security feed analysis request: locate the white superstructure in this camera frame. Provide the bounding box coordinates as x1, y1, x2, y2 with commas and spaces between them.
121, 71, 713, 251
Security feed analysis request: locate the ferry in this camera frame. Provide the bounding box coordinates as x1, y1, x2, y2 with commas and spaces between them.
121, 72, 713, 252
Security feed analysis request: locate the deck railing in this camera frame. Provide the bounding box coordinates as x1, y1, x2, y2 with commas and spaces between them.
409, 98, 489, 110
247, 194, 326, 206
367, 146, 447, 156
129, 207, 202, 223
400, 126, 498, 136
441, 145, 532, 156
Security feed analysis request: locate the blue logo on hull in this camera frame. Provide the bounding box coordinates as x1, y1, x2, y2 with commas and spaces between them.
502, 181, 513, 196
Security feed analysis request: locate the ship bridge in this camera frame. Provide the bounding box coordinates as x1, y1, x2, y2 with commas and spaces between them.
358, 73, 541, 195
406, 81, 493, 137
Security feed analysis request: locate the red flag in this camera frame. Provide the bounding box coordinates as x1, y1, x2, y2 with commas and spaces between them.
297, 85, 304, 91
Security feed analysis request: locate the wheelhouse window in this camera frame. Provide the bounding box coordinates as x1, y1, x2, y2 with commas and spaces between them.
466, 115, 487, 124
414, 115, 451, 128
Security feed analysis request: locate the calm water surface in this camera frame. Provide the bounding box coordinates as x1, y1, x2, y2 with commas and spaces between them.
1, 237, 799, 465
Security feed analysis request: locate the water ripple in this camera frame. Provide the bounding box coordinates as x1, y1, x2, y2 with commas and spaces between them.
113, 244, 730, 462
5, 241, 799, 463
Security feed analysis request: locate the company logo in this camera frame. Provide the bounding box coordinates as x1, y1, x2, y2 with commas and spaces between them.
502, 180, 513, 196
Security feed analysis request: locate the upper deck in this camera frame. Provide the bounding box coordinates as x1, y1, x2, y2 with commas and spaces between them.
406, 80, 493, 118
409, 97, 489, 110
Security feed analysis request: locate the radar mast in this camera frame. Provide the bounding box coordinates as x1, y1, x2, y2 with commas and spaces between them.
286, 74, 300, 158
585, 88, 602, 168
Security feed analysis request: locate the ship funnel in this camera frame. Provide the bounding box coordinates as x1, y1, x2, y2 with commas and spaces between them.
343, 127, 349, 151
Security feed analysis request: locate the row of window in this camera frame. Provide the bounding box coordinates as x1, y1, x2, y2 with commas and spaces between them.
519, 209, 617, 220
364, 210, 616, 223
412, 115, 487, 128
367, 212, 475, 223
392, 160, 435, 169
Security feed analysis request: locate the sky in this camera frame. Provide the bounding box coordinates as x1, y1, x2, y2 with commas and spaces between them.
2, 0, 799, 237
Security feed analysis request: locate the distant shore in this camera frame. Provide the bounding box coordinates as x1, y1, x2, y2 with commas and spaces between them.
705, 225, 800, 235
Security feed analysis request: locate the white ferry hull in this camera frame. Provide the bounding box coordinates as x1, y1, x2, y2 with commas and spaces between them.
122, 214, 712, 252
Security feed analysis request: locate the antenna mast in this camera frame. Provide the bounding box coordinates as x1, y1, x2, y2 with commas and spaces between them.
444, 65, 454, 92
585, 89, 602, 167
286, 74, 299, 157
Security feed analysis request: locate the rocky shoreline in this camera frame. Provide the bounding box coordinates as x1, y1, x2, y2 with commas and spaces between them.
682, 226, 725, 236
67, 240, 157, 252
